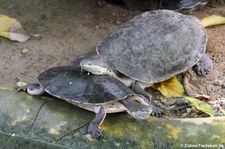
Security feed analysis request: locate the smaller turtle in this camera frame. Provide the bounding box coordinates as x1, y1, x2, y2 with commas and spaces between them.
17, 66, 154, 139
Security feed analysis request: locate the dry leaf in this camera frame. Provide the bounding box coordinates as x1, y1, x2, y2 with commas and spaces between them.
183, 69, 210, 99
201, 15, 225, 28
184, 96, 214, 117
152, 76, 184, 98
16, 82, 28, 87
0, 15, 30, 42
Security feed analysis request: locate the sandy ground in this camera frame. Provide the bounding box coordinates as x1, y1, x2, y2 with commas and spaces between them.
0, 0, 225, 116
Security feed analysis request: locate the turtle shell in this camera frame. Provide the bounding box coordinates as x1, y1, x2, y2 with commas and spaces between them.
97, 10, 207, 83
37, 66, 133, 105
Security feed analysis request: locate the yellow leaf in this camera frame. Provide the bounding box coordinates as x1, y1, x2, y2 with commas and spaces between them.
0, 14, 30, 42
184, 96, 214, 117
0, 15, 16, 39
152, 76, 184, 98
16, 81, 28, 87
200, 15, 225, 28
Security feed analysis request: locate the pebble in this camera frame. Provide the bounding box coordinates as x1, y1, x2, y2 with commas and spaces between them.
193, 114, 199, 118
216, 113, 224, 116
181, 113, 187, 118
213, 80, 224, 86
174, 98, 189, 106
187, 108, 192, 113
21, 48, 29, 54
222, 84, 225, 88
115, 20, 121, 25
221, 100, 225, 106
180, 108, 187, 113
95, 25, 100, 30
190, 112, 196, 117
168, 105, 176, 110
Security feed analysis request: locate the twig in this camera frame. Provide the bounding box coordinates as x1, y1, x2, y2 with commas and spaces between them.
52, 121, 91, 142
26, 101, 47, 135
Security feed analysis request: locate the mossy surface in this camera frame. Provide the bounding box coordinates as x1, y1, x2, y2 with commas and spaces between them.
0, 88, 224, 149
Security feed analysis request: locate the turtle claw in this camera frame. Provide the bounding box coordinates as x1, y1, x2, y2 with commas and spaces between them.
16, 86, 27, 92
87, 127, 102, 139
16, 82, 28, 92
194, 65, 210, 76
150, 104, 163, 117
194, 54, 212, 76
129, 106, 152, 120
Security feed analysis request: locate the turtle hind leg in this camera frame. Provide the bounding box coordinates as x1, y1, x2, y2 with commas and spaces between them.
87, 106, 106, 139
132, 81, 150, 99
193, 54, 213, 76
132, 81, 163, 117
17, 83, 45, 95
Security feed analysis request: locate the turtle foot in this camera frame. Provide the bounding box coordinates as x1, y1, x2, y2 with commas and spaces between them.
194, 64, 212, 76
150, 104, 163, 117
87, 126, 102, 139
16, 85, 28, 92
16, 82, 28, 92
87, 106, 105, 139
129, 106, 152, 120
193, 55, 213, 76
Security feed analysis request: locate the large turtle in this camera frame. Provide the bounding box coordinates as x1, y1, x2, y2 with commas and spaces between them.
78, 10, 212, 99
17, 66, 153, 139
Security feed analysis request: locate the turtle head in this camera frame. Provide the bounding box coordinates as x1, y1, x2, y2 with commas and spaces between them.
80, 55, 109, 75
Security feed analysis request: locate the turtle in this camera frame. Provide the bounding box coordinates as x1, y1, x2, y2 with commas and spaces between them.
160, 0, 207, 13
77, 10, 213, 100
96, 0, 207, 12
16, 65, 154, 139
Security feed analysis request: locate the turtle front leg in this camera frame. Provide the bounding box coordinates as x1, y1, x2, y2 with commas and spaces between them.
17, 82, 45, 95
120, 97, 152, 120
132, 81, 162, 116
87, 106, 106, 139
193, 54, 213, 76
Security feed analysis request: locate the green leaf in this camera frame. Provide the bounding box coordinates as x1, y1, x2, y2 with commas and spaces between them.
184, 96, 214, 117
152, 76, 185, 98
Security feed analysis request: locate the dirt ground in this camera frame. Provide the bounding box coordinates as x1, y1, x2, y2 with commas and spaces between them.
0, 0, 224, 116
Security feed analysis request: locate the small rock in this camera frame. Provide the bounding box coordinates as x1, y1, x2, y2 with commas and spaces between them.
216, 113, 224, 116
187, 108, 192, 113
181, 113, 187, 118
180, 108, 188, 113
221, 100, 225, 106
174, 98, 189, 106
22, 48, 29, 54
115, 20, 121, 25
190, 112, 196, 117
213, 80, 223, 86
222, 84, 225, 88
95, 25, 100, 30
193, 114, 199, 118
168, 105, 176, 110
